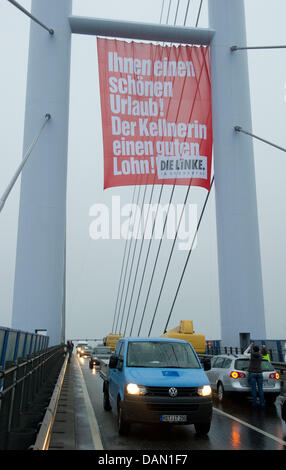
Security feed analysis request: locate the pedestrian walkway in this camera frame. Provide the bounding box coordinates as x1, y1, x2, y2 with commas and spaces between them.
48, 355, 97, 450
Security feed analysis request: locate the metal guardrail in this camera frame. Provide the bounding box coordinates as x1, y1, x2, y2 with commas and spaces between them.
32, 352, 69, 450
0, 345, 66, 450
0, 325, 49, 375
206, 341, 286, 363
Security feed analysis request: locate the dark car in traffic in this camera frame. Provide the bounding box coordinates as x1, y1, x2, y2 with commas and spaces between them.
89, 346, 112, 368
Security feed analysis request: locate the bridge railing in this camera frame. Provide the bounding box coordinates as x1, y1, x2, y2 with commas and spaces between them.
206, 339, 286, 363
0, 344, 66, 450
0, 326, 49, 370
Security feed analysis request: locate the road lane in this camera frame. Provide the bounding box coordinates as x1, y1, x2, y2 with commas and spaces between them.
77, 356, 286, 451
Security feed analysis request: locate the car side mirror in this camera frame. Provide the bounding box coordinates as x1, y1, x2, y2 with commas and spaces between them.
203, 358, 211, 371
109, 355, 118, 369
117, 359, 123, 371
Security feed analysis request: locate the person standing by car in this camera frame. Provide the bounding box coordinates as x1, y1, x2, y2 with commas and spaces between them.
261, 345, 270, 362
244, 343, 265, 407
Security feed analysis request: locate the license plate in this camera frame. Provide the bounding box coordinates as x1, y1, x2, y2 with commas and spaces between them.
160, 415, 187, 423
263, 380, 274, 387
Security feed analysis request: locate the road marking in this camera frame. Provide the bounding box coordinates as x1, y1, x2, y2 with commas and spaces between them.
75, 356, 104, 450
213, 406, 286, 447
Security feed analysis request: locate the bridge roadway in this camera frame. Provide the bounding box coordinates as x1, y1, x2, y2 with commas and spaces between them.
48, 353, 286, 451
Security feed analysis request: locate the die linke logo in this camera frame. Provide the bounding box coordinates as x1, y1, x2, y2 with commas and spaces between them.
97, 38, 213, 192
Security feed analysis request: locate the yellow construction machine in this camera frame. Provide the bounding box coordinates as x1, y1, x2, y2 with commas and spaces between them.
161, 320, 206, 354
103, 333, 123, 352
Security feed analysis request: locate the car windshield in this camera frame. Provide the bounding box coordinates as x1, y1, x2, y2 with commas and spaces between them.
126, 341, 201, 368
235, 358, 275, 372
93, 347, 111, 354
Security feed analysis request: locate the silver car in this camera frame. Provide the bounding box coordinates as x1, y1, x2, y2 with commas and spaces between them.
206, 354, 280, 404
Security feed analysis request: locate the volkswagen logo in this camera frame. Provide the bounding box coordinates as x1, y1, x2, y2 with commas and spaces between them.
168, 387, 178, 397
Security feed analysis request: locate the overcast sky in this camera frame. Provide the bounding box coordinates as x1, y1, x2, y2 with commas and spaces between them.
0, 0, 286, 344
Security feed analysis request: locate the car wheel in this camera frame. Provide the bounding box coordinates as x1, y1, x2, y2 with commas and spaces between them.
103, 390, 111, 411
117, 401, 130, 435
194, 421, 211, 435
217, 382, 225, 402
265, 393, 278, 405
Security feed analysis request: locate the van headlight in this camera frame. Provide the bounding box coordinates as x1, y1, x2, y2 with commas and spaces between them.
198, 385, 212, 397
126, 383, 147, 395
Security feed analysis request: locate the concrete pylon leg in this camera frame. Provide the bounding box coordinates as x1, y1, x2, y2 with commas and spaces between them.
12, 0, 72, 345
208, 0, 266, 347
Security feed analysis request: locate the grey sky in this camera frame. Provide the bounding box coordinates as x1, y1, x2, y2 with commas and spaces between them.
0, 0, 285, 343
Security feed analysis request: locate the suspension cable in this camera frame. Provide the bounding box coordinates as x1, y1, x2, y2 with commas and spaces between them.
124, 188, 164, 336
183, 0, 191, 26
130, 0, 201, 336
0, 114, 51, 213
137, 185, 175, 335
234, 126, 286, 153
119, 0, 171, 336
126, 0, 182, 336
231, 45, 286, 51
162, 176, 214, 334
7, 0, 54, 35
121, 184, 155, 335
147, 184, 193, 336
144, 1, 206, 336
195, 0, 203, 27
111, 185, 137, 332
114, 186, 143, 333
119, 185, 150, 334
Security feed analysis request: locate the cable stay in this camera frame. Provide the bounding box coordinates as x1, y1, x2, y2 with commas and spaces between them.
120, 0, 170, 336
130, 185, 164, 336
126, 0, 185, 336
119, 185, 151, 334
195, 0, 203, 27
146, 183, 193, 337
114, 185, 143, 333
162, 176, 214, 335
111, 185, 137, 332
123, 185, 161, 336
131, 0, 205, 337
0, 114, 51, 214
231, 45, 286, 51
113, 0, 205, 338
7, 0, 54, 35
127, 185, 156, 336
134, 185, 165, 336
234, 126, 286, 153
136, 186, 175, 336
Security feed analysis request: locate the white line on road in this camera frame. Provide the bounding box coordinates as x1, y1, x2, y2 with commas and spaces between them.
75, 356, 104, 450
213, 407, 286, 447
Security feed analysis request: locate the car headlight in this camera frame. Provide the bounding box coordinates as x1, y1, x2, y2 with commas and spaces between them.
126, 383, 147, 395
197, 385, 212, 397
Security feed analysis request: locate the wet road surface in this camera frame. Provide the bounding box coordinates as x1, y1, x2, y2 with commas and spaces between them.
77, 356, 286, 451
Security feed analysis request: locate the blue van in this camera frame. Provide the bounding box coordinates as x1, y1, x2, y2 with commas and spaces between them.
101, 337, 212, 435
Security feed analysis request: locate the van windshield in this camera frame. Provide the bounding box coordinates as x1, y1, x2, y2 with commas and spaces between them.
127, 341, 201, 369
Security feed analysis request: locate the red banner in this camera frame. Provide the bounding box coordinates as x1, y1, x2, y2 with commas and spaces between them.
97, 38, 212, 191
